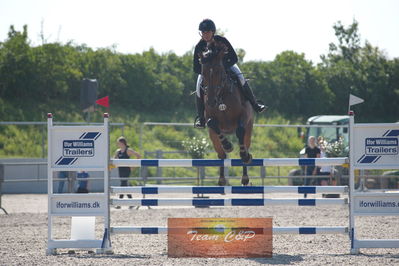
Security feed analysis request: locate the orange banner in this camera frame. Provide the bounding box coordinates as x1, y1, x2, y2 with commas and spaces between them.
168, 218, 272, 258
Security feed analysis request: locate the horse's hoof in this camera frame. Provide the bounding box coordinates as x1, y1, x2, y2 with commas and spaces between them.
222, 142, 233, 153
218, 177, 227, 186
241, 175, 249, 186
241, 153, 253, 164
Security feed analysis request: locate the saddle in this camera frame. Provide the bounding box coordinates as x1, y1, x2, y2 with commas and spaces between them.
226, 69, 241, 87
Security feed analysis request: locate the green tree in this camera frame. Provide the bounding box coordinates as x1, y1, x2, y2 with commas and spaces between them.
1, 22, 397, 123
242, 51, 333, 119
320, 20, 399, 121
0, 25, 35, 119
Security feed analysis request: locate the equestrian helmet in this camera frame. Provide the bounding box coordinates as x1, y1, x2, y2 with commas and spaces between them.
199, 19, 216, 32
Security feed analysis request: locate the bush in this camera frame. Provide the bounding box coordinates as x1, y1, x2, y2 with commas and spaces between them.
182, 137, 210, 159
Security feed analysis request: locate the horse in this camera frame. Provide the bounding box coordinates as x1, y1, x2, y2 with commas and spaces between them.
199, 41, 254, 186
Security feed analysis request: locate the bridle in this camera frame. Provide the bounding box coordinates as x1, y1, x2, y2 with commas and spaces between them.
201, 57, 234, 111
202, 63, 227, 97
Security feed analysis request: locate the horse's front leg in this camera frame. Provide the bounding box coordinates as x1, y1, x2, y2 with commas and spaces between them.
207, 118, 233, 153
208, 127, 227, 186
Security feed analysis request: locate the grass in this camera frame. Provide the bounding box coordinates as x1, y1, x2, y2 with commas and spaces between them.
1, 109, 306, 182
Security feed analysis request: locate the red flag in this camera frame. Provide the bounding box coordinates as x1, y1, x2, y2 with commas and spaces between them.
96, 96, 109, 107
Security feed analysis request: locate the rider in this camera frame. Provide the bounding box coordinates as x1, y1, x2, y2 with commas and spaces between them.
193, 19, 266, 128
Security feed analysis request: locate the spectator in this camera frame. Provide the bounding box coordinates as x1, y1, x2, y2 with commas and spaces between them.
76, 171, 89, 193
114, 136, 141, 208
318, 137, 331, 186
304, 136, 320, 197
57, 171, 68, 193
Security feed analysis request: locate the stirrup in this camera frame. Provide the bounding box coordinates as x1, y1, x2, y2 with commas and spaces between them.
194, 116, 206, 129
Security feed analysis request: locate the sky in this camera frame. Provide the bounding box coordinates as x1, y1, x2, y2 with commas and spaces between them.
1, 0, 398, 63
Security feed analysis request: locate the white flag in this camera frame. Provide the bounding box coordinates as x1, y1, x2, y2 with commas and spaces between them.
349, 94, 364, 106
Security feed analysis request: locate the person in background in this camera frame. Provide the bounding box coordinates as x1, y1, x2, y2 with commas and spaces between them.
317, 137, 331, 186
114, 136, 141, 208
76, 171, 89, 193
57, 171, 68, 193
304, 136, 321, 197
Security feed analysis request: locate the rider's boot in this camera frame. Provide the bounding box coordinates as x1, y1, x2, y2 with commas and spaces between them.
194, 95, 206, 128
241, 81, 267, 113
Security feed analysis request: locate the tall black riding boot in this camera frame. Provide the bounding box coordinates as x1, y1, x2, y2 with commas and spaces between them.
242, 82, 267, 113
194, 96, 206, 128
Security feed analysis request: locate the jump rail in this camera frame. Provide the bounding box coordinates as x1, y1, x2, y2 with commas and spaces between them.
111, 226, 349, 235
111, 158, 348, 167
111, 198, 348, 207
110, 185, 348, 194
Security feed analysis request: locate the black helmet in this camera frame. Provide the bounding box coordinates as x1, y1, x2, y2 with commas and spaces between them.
199, 19, 216, 32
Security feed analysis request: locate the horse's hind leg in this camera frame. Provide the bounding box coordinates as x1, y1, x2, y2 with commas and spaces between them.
207, 118, 233, 153
236, 124, 252, 164
236, 123, 252, 186
208, 128, 227, 186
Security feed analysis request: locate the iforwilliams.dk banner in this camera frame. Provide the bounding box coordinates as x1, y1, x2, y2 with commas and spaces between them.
50, 194, 106, 216
167, 218, 272, 258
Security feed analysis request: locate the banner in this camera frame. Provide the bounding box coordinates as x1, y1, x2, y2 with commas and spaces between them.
49, 126, 107, 169
353, 123, 399, 169
168, 218, 272, 258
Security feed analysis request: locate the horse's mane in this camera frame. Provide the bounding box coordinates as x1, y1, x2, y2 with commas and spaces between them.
200, 41, 227, 65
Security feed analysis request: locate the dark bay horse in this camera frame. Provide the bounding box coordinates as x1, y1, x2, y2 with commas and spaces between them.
199, 41, 254, 186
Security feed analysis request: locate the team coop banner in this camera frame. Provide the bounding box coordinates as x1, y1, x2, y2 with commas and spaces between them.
167, 218, 272, 258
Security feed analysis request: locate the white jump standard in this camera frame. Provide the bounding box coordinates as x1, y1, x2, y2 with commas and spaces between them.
46, 111, 399, 255
46, 113, 111, 255
348, 112, 399, 253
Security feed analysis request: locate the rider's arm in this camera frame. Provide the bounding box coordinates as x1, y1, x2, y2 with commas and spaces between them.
215, 35, 238, 68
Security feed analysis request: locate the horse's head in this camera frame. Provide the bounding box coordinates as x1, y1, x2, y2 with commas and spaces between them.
199, 42, 228, 108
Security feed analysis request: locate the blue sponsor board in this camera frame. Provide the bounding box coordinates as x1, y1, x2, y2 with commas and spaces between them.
365, 138, 398, 155
63, 140, 95, 157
